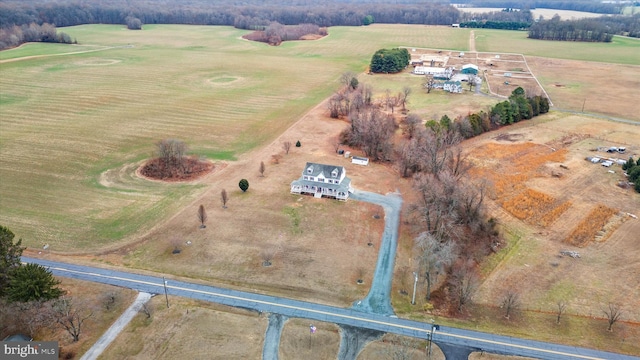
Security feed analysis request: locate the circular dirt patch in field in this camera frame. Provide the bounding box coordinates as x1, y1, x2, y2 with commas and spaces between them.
206, 76, 244, 86
76, 58, 121, 66
139, 157, 214, 182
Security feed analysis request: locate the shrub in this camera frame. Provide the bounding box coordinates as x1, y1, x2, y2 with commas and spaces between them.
239, 179, 249, 192
295, 140, 301, 147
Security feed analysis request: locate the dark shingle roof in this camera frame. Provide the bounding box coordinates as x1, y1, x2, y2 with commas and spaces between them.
303, 162, 344, 179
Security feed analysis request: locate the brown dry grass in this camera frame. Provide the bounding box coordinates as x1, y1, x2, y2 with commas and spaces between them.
527, 57, 640, 121
101, 297, 266, 359
13, 278, 137, 359
565, 205, 619, 247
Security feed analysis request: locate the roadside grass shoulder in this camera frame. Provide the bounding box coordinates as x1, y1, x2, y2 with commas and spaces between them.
480, 226, 524, 277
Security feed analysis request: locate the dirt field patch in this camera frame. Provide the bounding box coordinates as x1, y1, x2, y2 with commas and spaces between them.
565, 205, 620, 247
468, 114, 640, 329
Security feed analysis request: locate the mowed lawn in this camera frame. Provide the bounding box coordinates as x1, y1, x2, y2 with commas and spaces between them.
0, 24, 467, 250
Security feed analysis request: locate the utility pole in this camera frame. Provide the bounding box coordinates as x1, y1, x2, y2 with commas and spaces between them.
163, 276, 169, 308
412, 272, 418, 305
428, 320, 436, 359
582, 98, 586, 113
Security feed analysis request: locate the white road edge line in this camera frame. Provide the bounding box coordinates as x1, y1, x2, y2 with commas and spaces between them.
51, 266, 605, 360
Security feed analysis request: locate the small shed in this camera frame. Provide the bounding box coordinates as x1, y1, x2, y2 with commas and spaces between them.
352, 156, 369, 166
461, 64, 479, 75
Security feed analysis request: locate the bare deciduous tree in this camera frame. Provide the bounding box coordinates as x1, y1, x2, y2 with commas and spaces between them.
102, 291, 119, 311
417, 128, 462, 177
259, 161, 266, 177
221, 189, 228, 209
340, 71, 358, 89
400, 86, 411, 112
556, 300, 567, 324
449, 261, 479, 312
603, 303, 623, 331
397, 139, 420, 178
423, 74, 436, 93
349, 108, 395, 161
414, 232, 457, 300
501, 291, 520, 320
413, 173, 461, 241
458, 180, 486, 225
197, 204, 207, 228
283, 141, 292, 154
53, 297, 93, 342
328, 93, 343, 118
260, 246, 277, 267
402, 113, 422, 140
156, 139, 187, 167
141, 302, 153, 319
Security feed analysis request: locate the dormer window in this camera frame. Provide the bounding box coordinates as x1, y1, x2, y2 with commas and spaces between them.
331, 168, 338, 178
307, 165, 313, 174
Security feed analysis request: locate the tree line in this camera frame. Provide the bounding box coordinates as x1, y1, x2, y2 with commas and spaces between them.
459, 8, 533, 30
0, 23, 74, 50
528, 15, 615, 41
0, 0, 459, 31
454, 0, 621, 14
622, 157, 640, 192
242, 22, 326, 45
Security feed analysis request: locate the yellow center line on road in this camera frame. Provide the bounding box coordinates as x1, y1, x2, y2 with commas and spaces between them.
52, 266, 606, 360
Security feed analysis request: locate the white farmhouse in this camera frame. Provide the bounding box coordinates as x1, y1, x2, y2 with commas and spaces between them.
443, 80, 462, 93
290, 162, 353, 200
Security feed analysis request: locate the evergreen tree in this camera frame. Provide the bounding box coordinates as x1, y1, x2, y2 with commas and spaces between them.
0, 225, 24, 297
7, 263, 63, 303
239, 179, 249, 192
370, 48, 409, 74
622, 157, 635, 171
439, 115, 452, 131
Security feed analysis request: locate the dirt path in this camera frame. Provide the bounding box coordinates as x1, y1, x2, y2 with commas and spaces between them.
0, 44, 132, 64
79, 292, 152, 360
469, 30, 476, 52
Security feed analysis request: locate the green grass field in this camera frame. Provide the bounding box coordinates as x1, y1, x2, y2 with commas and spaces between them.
474, 29, 640, 64
1, 23, 639, 251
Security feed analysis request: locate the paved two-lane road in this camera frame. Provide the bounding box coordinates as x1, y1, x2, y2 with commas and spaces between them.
24, 257, 637, 360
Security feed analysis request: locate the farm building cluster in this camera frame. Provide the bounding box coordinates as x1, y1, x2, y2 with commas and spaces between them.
404, 47, 545, 98
409, 51, 480, 94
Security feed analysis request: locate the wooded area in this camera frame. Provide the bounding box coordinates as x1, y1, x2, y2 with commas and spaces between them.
454, 0, 623, 14
528, 15, 616, 41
